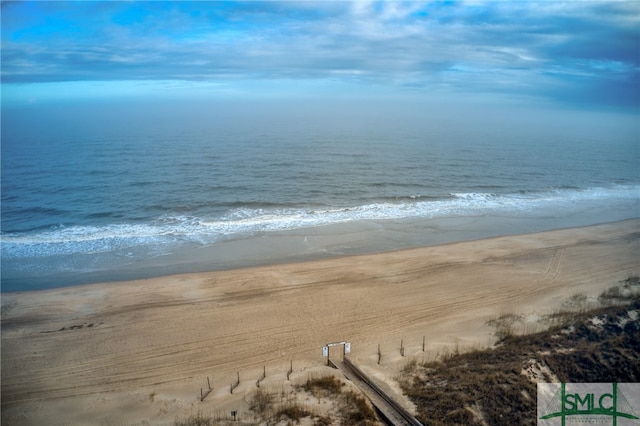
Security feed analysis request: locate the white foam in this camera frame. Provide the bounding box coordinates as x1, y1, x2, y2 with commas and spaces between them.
2, 184, 638, 260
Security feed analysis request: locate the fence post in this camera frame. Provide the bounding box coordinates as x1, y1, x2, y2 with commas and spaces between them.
200, 377, 214, 402
256, 365, 266, 387
230, 372, 240, 394
423, 336, 425, 352
377, 343, 381, 365
400, 339, 404, 357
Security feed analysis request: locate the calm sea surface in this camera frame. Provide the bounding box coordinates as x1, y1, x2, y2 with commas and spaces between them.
2, 105, 639, 291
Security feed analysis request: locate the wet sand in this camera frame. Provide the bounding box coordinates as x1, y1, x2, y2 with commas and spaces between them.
2, 219, 639, 425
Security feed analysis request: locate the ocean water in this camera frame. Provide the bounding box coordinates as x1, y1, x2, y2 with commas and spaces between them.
2, 104, 639, 291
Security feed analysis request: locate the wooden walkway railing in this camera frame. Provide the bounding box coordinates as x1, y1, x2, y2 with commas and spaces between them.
330, 357, 423, 426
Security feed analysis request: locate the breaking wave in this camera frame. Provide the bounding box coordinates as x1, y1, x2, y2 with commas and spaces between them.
2, 185, 638, 260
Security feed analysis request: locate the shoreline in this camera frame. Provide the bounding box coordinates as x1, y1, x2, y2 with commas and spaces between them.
3, 212, 639, 293
2, 219, 639, 424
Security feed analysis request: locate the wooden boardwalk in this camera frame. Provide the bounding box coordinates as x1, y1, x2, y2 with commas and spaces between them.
330, 358, 423, 426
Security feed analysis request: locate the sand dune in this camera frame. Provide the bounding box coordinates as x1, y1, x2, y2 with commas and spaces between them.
2, 219, 639, 424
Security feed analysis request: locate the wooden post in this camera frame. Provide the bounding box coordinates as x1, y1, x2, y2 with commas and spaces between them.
200, 378, 213, 401
230, 372, 240, 394
400, 339, 404, 357
377, 343, 381, 365
422, 336, 425, 352
256, 365, 266, 387
287, 360, 293, 380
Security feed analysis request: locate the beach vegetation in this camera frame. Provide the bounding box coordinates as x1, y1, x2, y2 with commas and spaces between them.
598, 275, 640, 305
486, 312, 523, 342
274, 401, 313, 423
338, 390, 378, 425
248, 388, 275, 417
399, 281, 640, 425
299, 374, 344, 395
242, 373, 380, 425
173, 411, 216, 426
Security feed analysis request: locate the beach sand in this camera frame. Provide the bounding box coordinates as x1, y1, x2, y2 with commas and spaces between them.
2, 219, 639, 425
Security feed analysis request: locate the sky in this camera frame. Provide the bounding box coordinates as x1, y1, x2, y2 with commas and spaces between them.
1, 1, 639, 114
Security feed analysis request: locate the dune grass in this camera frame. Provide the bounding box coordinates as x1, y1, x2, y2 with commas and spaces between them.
398, 277, 640, 425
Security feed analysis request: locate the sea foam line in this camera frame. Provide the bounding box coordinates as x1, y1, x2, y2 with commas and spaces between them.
1, 185, 638, 259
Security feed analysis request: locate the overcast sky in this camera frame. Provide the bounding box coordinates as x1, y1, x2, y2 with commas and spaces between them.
1, 1, 639, 113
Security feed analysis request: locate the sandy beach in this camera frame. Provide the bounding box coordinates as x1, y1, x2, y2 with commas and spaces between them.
2, 219, 639, 425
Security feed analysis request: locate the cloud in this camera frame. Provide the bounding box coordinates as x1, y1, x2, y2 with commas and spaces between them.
1, 1, 638, 109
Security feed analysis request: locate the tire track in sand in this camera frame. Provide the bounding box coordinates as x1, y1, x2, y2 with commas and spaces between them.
543, 247, 566, 282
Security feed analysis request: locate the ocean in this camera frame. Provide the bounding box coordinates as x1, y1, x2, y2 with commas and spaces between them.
2, 104, 639, 291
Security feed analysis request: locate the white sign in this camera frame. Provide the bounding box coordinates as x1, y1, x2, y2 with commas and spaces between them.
322, 346, 329, 357
345, 342, 351, 354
